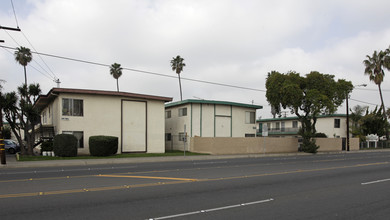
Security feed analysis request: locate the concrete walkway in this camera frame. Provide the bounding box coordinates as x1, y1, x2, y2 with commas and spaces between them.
1, 149, 388, 169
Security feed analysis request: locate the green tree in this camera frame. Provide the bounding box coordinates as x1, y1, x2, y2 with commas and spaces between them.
2, 83, 41, 155
360, 107, 389, 137
109, 63, 123, 92
170, 55, 186, 101
350, 105, 369, 141
14, 46, 33, 85
266, 71, 353, 153
363, 48, 390, 117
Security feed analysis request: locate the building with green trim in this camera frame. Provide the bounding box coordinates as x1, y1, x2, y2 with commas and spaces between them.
165, 99, 262, 150
257, 114, 348, 138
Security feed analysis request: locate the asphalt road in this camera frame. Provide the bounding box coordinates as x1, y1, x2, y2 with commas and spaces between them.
1, 151, 390, 220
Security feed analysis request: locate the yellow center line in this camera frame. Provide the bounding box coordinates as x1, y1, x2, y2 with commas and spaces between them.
97, 174, 198, 182
0, 161, 388, 199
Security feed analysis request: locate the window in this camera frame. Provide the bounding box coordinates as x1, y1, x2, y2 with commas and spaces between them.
245, 133, 255, 137
275, 122, 280, 130
334, 119, 340, 128
62, 131, 84, 148
267, 123, 271, 131
179, 108, 187, 117
62, 98, 83, 116
42, 111, 47, 124
165, 133, 172, 141
165, 110, 171, 119
245, 112, 255, 124
179, 132, 186, 141
292, 121, 298, 128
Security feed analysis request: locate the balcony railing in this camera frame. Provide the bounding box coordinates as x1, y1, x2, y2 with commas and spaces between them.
257, 127, 300, 135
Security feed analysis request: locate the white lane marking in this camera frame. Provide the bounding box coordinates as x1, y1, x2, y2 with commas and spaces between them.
148, 198, 274, 220
362, 178, 390, 185
193, 161, 228, 165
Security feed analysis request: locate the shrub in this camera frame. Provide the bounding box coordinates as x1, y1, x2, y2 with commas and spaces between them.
89, 135, 118, 156
41, 140, 53, 151
314, 132, 327, 138
53, 134, 78, 157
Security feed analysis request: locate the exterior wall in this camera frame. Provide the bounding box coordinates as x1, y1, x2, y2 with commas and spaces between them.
165, 103, 259, 151
43, 93, 166, 154
232, 106, 257, 137
190, 137, 359, 155
258, 115, 348, 138
316, 117, 347, 138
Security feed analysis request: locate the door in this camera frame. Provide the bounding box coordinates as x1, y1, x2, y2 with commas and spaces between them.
122, 100, 147, 152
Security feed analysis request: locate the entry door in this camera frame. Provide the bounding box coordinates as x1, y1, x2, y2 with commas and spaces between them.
215, 116, 231, 137
122, 100, 147, 152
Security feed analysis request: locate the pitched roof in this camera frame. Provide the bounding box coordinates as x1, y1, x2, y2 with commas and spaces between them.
34, 88, 172, 110
165, 99, 263, 109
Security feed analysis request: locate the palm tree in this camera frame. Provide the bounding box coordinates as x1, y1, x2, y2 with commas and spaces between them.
110, 63, 123, 92
14, 46, 32, 85
170, 55, 186, 101
363, 49, 390, 117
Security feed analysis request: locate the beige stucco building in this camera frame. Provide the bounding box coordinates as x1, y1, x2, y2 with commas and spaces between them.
257, 114, 348, 138
165, 99, 262, 151
34, 88, 172, 155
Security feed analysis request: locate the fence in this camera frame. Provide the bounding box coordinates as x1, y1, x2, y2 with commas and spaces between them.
359, 141, 390, 149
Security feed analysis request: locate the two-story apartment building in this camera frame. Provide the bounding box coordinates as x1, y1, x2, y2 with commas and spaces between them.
257, 114, 348, 138
34, 88, 172, 155
165, 99, 262, 150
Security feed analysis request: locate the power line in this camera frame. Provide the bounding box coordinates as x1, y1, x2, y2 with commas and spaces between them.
0, 45, 266, 92
10, 0, 19, 28
349, 98, 378, 106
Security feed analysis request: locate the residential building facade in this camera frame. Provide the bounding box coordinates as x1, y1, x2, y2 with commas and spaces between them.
165, 99, 262, 150
34, 88, 172, 155
257, 114, 348, 138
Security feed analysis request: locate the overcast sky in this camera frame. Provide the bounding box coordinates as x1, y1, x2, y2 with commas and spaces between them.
1, 0, 389, 118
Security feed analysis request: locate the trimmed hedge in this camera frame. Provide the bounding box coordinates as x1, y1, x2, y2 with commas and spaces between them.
89, 135, 118, 156
53, 134, 78, 157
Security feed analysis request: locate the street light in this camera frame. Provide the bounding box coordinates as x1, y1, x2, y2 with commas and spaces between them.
346, 84, 367, 151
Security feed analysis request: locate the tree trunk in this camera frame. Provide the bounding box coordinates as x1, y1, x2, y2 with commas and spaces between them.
178, 73, 183, 101
23, 65, 27, 85
116, 79, 119, 92
378, 83, 386, 117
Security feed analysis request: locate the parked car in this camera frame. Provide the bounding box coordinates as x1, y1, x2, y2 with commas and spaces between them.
4, 139, 20, 154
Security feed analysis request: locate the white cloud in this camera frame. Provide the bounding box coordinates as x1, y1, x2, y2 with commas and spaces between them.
1, 0, 389, 118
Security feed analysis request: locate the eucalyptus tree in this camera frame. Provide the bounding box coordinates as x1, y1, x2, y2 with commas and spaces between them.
110, 63, 123, 92
14, 46, 33, 85
266, 71, 353, 153
170, 55, 186, 101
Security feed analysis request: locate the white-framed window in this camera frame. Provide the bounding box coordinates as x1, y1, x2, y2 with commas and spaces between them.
62, 98, 83, 116
292, 121, 298, 128
62, 131, 84, 148
245, 111, 255, 124
179, 108, 187, 117
165, 110, 171, 119
275, 122, 280, 130
334, 119, 340, 128
179, 132, 186, 141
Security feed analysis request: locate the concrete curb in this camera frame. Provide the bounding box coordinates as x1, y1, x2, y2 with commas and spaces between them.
1, 149, 389, 169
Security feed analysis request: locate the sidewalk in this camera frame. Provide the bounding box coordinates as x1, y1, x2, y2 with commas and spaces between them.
1, 149, 388, 169
0, 152, 310, 169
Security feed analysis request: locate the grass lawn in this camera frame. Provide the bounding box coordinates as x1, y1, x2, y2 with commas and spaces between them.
18, 150, 208, 161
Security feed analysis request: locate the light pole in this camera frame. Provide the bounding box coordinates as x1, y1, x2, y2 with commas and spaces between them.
346, 84, 367, 151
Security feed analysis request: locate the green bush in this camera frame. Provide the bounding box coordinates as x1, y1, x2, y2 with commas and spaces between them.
41, 140, 53, 151
53, 134, 78, 157
314, 132, 327, 138
89, 135, 118, 156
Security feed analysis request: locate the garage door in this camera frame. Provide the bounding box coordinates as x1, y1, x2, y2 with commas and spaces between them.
122, 100, 146, 152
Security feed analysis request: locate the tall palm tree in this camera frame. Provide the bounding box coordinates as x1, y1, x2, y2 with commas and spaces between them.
363, 49, 390, 117
110, 63, 123, 92
14, 46, 32, 85
170, 55, 186, 101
